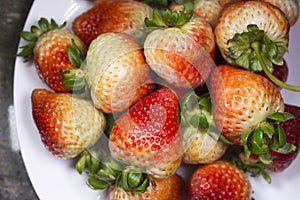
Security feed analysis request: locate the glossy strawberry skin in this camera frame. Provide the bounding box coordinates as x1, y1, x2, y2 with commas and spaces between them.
31, 89, 106, 159
210, 65, 284, 145
188, 161, 252, 200
86, 32, 154, 114
144, 15, 215, 88
109, 88, 183, 178
34, 29, 86, 93
269, 104, 300, 172
72, 0, 152, 45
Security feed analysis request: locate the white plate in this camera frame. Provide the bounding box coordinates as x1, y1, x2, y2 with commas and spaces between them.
13, 0, 300, 199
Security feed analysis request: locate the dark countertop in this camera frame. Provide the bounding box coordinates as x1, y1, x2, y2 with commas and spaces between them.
0, 0, 38, 199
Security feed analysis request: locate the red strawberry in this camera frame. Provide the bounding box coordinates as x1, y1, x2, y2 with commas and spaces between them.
109, 88, 183, 178
188, 161, 252, 200
72, 0, 153, 45
268, 104, 300, 172
233, 104, 300, 183
18, 18, 86, 93
31, 89, 106, 159
108, 174, 184, 200
144, 10, 215, 88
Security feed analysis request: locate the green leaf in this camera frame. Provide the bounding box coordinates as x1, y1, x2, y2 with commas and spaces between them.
241, 130, 253, 158
20, 31, 37, 42
127, 170, 143, 188
248, 129, 268, 155
198, 95, 211, 111
267, 112, 294, 122
260, 122, 274, 139
88, 175, 109, 191
135, 177, 149, 194
274, 143, 297, 154
90, 156, 100, 174
76, 155, 87, 174
190, 113, 209, 129
38, 17, 50, 33
258, 153, 272, 165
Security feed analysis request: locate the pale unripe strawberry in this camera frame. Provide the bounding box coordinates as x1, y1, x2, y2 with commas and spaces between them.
86, 32, 154, 113
210, 65, 284, 145
261, 0, 299, 26
215, 0, 289, 60
194, 0, 231, 27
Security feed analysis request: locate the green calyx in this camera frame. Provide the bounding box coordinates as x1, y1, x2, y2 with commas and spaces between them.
60, 68, 86, 91
145, 1, 193, 28
76, 150, 149, 194
60, 39, 87, 92
180, 91, 212, 129
18, 18, 66, 61
232, 155, 274, 184
225, 24, 300, 92
225, 24, 287, 72
241, 112, 296, 165
180, 91, 233, 144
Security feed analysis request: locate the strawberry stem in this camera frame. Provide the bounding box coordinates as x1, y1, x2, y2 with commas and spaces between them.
251, 42, 300, 92
225, 24, 300, 92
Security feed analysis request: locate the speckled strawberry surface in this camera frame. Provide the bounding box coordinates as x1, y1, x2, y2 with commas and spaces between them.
34, 29, 86, 92
215, 0, 289, 59
144, 15, 215, 88
86, 32, 154, 114
210, 65, 284, 145
109, 88, 182, 178
31, 89, 106, 159
188, 161, 252, 200
72, 0, 153, 45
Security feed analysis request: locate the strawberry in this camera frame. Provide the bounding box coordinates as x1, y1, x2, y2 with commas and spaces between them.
108, 174, 184, 200
62, 32, 154, 114
72, 0, 153, 45
269, 104, 300, 172
188, 161, 252, 200
260, 0, 300, 26
215, 0, 289, 61
109, 88, 183, 178
234, 103, 300, 182
18, 18, 86, 93
144, 9, 215, 88
31, 89, 106, 159
193, 0, 231, 27
214, 1, 300, 91
180, 91, 228, 164
85, 32, 154, 114
210, 65, 296, 163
